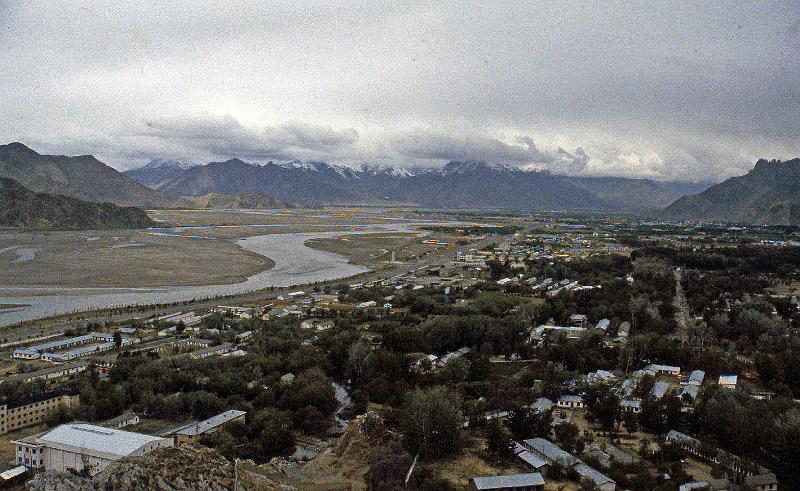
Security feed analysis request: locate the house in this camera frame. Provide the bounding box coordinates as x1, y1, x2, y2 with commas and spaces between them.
643, 364, 681, 377
621, 399, 641, 413
595, 319, 610, 331
468, 473, 545, 491
619, 378, 638, 398
557, 395, 585, 409
356, 301, 377, 308
532, 325, 586, 341
687, 370, 705, 386
679, 481, 732, 491
235, 331, 253, 341
677, 384, 699, 403
530, 397, 553, 413
100, 412, 140, 429
743, 473, 778, 490
718, 374, 738, 390
280, 373, 295, 385
573, 462, 616, 491
511, 443, 550, 473
523, 438, 579, 467
0, 465, 28, 487
569, 314, 588, 327
11, 348, 38, 360
587, 370, 616, 384
175, 409, 247, 444
650, 381, 670, 399
14, 423, 172, 475
523, 438, 615, 490
605, 444, 637, 464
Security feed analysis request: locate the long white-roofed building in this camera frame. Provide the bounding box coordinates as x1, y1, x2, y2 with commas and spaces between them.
14, 423, 172, 475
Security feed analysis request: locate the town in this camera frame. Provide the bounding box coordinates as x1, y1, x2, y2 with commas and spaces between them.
0, 213, 797, 490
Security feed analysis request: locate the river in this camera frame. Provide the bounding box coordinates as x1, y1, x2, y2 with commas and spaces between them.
0, 223, 421, 327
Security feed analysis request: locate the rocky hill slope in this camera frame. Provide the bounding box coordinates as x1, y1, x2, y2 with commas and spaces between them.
171, 192, 287, 209
663, 158, 800, 224
0, 142, 166, 207
0, 177, 155, 230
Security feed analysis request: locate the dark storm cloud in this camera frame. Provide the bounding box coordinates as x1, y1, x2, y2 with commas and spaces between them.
139, 115, 359, 162
0, 0, 797, 178
392, 130, 590, 173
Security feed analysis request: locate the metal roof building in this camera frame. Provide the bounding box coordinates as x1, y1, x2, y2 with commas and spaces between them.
469, 473, 545, 490
20, 423, 172, 475
175, 409, 246, 443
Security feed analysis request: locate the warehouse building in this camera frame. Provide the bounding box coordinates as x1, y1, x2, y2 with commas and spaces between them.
13, 423, 172, 475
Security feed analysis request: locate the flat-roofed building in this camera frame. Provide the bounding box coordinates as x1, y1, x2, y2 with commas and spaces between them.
40, 342, 116, 362
14, 423, 172, 475
0, 389, 79, 435
186, 342, 233, 360
718, 374, 738, 390
175, 409, 246, 444
4, 361, 89, 384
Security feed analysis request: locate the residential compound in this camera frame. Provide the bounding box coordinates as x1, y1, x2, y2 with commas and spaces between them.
12, 332, 134, 363
0, 389, 78, 435
13, 423, 172, 475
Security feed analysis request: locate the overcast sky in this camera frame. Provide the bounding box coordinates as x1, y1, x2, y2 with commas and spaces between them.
1, 1, 798, 181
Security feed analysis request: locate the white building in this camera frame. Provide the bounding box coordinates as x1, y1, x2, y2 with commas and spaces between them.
718, 374, 738, 390
557, 395, 585, 409
14, 423, 172, 475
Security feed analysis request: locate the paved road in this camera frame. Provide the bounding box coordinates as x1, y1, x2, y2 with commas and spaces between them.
673, 267, 691, 344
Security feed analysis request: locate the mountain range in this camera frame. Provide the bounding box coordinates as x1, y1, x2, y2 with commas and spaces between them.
0, 143, 165, 207
664, 158, 800, 224
1, 142, 728, 214
0, 177, 155, 230
126, 157, 708, 211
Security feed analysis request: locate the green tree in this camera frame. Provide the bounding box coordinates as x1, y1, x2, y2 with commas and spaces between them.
399, 386, 463, 458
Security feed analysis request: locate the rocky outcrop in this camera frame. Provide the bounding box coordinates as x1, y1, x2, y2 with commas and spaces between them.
26, 445, 235, 491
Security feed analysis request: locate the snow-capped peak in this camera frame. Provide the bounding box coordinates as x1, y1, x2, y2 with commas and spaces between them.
360, 164, 416, 178
142, 158, 198, 170
440, 160, 519, 176
280, 160, 361, 178
281, 160, 320, 171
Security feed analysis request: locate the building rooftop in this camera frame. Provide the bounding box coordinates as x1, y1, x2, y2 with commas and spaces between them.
6, 361, 89, 382
5, 388, 76, 410
743, 473, 777, 486
688, 370, 705, 383
666, 429, 701, 447
471, 473, 545, 490
651, 381, 670, 399
38, 423, 168, 458
516, 450, 548, 469
523, 438, 579, 467
573, 462, 615, 486
176, 409, 246, 437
